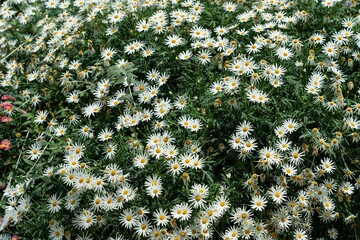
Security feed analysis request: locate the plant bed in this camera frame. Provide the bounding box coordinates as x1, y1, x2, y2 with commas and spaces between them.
0, 0, 359, 239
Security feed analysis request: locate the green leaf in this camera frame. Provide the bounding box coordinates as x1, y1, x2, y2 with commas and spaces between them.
23, 157, 34, 166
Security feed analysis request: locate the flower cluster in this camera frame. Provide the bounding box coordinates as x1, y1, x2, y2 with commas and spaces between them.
0, 95, 15, 151
0, 0, 360, 239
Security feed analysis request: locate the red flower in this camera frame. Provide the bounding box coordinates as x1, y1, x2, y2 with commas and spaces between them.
1, 95, 15, 101
0, 116, 11, 122
0, 139, 11, 151
2, 102, 14, 111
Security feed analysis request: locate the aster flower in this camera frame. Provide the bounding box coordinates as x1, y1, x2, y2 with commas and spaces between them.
73, 210, 96, 230
103, 142, 117, 159
98, 128, 114, 142
135, 218, 152, 237
268, 186, 287, 204
282, 163, 297, 176
294, 229, 308, 240
165, 34, 184, 48
321, 158, 336, 173
178, 50, 192, 60
223, 2, 237, 12
171, 203, 193, 221
119, 209, 138, 229
340, 181, 354, 195
210, 81, 225, 94
55, 125, 67, 136
145, 175, 163, 198
283, 119, 299, 133
108, 11, 125, 24
101, 48, 117, 61
31, 95, 41, 106
141, 47, 154, 57
250, 195, 267, 211
153, 208, 170, 227
68, 60, 81, 70
47, 195, 62, 213
236, 121, 254, 138
189, 118, 202, 132
197, 49, 211, 64
276, 47, 293, 60
49, 225, 64, 240
27, 143, 43, 160
230, 207, 253, 224
241, 138, 258, 152
82, 102, 101, 117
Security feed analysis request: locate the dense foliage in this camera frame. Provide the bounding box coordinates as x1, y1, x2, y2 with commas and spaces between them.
1, 0, 360, 239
